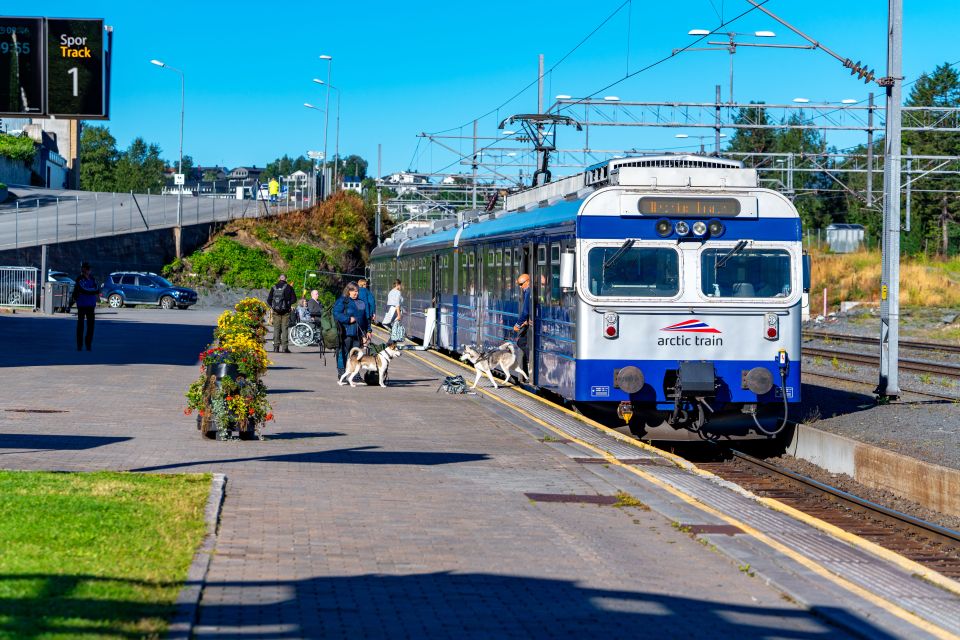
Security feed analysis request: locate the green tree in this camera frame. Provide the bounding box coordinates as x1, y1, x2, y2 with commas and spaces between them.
903, 63, 960, 255
725, 102, 777, 154
337, 154, 368, 180
114, 137, 166, 193
262, 154, 313, 180
79, 125, 118, 191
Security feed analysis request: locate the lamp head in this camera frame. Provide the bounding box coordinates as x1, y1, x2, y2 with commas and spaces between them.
150, 59, 165, 67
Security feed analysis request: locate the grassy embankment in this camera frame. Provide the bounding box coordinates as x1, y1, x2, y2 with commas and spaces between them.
811, 248, 960, 340
164, 191, 375, 306
0, 471, 210, 638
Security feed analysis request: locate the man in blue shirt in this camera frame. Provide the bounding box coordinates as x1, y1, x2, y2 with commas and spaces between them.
513, 273, 531, 376
71, 262, 101, 351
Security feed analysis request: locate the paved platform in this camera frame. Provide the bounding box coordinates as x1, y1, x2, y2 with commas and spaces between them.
0, 308, 950, 638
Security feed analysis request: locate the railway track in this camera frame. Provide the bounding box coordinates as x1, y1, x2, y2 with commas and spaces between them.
699, 451, 960, 579
802, 345, 960, 378
803, 330, 960, 355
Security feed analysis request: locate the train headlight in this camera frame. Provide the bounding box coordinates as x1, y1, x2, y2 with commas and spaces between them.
674, 221, 691, 236
764, 312, 779, 341
742, 367, 774, 395
655, 219, 673, 237
707, 220, 725, 237
603, 312, 619, 339
692, 221, 708, 237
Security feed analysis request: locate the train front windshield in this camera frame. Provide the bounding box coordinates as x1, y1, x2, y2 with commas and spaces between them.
587, 247, 679, 297
701, 248, 792, 298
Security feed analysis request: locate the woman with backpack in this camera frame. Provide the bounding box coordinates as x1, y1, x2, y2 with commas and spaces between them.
333, 282, 370, 379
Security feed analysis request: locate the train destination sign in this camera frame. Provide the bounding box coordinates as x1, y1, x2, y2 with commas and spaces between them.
637, 197, 741, 216
0, 17, 44, 115
0, 16, 109, 118
46, 18, 104, 117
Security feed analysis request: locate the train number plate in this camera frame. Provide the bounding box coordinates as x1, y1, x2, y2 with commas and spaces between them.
590, 386, 611, 398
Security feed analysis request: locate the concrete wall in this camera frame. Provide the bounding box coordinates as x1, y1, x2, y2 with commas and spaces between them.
0, 222, 219, 276
0, 156, 31, 186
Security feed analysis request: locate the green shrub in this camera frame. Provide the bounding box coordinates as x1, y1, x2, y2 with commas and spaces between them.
0, 132, 37, 163
187, 237, 278, 288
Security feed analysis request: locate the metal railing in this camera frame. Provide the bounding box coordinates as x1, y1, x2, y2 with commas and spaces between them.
0, 190, 305, 251
0, 266, 38, 308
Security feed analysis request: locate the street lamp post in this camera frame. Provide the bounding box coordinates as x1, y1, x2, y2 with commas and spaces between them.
304, 106, 326, 207
678, 30, 813, 104
151, 59, 185, 257
313, 79, 341, 194
319, 55, 332, 200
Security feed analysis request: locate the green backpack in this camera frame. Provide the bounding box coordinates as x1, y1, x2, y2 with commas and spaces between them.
319, 303, 340, 349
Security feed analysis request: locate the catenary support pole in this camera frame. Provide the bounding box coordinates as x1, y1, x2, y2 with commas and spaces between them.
878, 0, 903, 400
867, 92, 875, 207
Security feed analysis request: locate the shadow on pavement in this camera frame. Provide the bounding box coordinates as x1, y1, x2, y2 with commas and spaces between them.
0, 571, 882, 639
0, 314, 212, 368
0, 433, 131, 451
129, 446, 489, 472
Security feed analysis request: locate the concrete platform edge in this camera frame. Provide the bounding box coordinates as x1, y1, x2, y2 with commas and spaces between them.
165, 472, 227, 640
788, 423, 960, 517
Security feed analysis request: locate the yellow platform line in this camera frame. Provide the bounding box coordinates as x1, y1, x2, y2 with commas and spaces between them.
392, 338, 959, 639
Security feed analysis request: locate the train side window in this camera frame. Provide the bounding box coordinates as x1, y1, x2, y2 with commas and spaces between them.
550, 243, 561, 302
536, 245, 548, 304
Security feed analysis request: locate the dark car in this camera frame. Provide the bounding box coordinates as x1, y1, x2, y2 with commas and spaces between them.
101, 272, 198, 310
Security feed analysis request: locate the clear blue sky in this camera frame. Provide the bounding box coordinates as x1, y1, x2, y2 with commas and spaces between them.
10, 1, 959, 179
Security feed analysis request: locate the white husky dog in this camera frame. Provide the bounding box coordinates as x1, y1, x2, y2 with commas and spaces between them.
338, 343, 402, 387
459, 342, 528, 389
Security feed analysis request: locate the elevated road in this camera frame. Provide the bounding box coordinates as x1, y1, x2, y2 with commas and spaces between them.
0, 185, 299, 251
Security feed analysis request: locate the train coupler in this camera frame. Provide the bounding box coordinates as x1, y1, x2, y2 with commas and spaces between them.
617, 401, 634, 425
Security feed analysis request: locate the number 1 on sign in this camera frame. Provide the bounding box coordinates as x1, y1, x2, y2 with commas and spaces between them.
67, 67, 78, 97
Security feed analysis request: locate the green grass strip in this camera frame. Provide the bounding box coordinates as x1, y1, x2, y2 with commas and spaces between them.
0, 470, 211, 639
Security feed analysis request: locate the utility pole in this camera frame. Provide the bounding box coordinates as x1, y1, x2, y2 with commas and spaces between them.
471, 120, 478, 210
376, 143, 382, 244
714, 85, 722, 155
867, 92, 875, 207
905, 146, 912, 232
536, 54, 545, 183
878, 0, 903, 400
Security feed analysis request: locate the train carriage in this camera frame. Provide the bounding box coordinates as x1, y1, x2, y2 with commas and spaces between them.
371, 156, 807, 440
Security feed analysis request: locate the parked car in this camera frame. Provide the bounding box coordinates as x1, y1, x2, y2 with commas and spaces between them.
100, 272, 198, 309
48, 270, 75, 285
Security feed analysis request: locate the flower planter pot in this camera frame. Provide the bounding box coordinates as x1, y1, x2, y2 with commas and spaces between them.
211, 362, 241, 380
239, 417, 258, 440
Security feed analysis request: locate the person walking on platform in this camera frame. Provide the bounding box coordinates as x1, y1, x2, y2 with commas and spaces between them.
357, 277, 376, 325
71, 262, 100, 351
513, 273, 532, 376
333, 282, 369, 379
267, 274, 296, 353
382, 279, 403, 329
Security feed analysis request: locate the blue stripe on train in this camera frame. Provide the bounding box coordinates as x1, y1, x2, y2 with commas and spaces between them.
574, 359, 802, 405
577, 216, 801, 242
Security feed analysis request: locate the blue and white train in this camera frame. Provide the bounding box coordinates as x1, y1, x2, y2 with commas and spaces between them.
370, 156, 807, 440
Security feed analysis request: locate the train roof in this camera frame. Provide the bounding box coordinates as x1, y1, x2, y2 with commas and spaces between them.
374, 154, 759, 257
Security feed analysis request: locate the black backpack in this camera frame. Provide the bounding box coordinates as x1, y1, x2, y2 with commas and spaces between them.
270, 284, 290, 313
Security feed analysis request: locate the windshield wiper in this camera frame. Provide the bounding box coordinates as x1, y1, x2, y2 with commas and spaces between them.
603, 239, 635, 270
716, 240, 748, 269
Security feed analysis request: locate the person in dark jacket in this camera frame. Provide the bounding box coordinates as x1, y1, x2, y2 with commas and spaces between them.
267, 274, 296, 353
513, 273, 532, 375
357, 277, 376, 324
333, 282, 370, 378
306, 289, 324, 323
71, 262, 101, 351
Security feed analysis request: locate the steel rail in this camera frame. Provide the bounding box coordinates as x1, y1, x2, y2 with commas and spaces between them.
801, 370, 959, 402
803, 346, 960, 377
730, 450, 960, 549
804, 330, 960, 355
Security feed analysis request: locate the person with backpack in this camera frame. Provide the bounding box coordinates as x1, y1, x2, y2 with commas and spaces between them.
333, 282, 369, 379
267, 274, 296, 353
357, 278, 376, 325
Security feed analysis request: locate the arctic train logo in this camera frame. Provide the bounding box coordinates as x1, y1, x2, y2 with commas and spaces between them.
661, 319, 722, 334
658, 319, 723, 346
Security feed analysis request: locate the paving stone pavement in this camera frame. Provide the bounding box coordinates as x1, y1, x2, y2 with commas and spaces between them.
0, 309, 864, 638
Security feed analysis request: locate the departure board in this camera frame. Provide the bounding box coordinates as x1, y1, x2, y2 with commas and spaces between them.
0, 17, 44, 116
47, 18, 104, 117
637, 196, 741, 216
